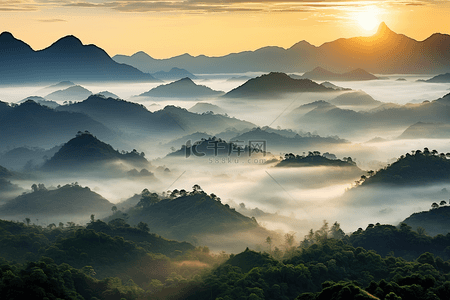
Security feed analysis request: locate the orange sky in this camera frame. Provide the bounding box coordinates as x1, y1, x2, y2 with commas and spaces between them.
0, 1, 449, 58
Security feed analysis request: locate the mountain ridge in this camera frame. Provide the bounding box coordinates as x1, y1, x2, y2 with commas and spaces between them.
0, 32, 160, 84
113, 23, 450, 74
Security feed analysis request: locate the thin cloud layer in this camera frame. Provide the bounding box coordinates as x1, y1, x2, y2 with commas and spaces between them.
1, 0, 438, 13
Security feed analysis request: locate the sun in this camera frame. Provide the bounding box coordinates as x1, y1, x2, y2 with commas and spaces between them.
355, 10, 379, 31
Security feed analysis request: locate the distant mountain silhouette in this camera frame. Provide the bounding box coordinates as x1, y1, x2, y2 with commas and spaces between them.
138, 77, 224, 98
230, 127, 347, 154
302, 67, 378, 81
188, 102, 226, 115
287, 100, 336, 118
397, 122, 450, 139
151, 67, 197, 80
42, 132, 148, 171
226, 76, 253, 82
0, 165, 21, 198
0, 100, 116, 151
55, 94, 179, 136
223, 72, 333, 98
163, 132, 213, 150
17, 96, 59, 108
0, 164, 22, 199
56, 95, 253, 139
37, 81, 76, 95
152, 105, 255, 134
113, 23, 450, 74
0, 165, 13, 179
0, 183, 113, 217
425, 73, 450, 83
329, 91, 382, 106
0, 146, 60, 170
403, 206, 450, 236
288, 93, 450, 136
0, 32, 160, 84
45, 85, 92, 101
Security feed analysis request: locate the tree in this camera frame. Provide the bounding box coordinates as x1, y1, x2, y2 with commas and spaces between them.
31, 184, 38, 192
440, 200, 447, 206
90, 214, 95, 223
416, 227, 427, 236
330, 222, 345, 239
431, 202, 439, 209
284, 232, 296, 251
137, 222, 150, 232
47, 223, 56, 230
25, 218, 31, 226
266, 236, 272, 252
192, 184, 203, 194
111, 205, 118, 213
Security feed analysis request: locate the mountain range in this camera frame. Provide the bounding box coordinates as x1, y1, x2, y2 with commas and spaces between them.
0, 100, 116, 151
151, 67, 197, 80
113, 23, 450, 74
287, 92, 450, 136
0, 32, 160, 84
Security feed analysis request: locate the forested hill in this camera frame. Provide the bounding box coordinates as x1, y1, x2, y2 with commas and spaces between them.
403, 205, 450, 236
0, 183, 113, 217
276, 151, 360, 169
42, 131, 148, 171
106, 187, 260, 243
358, 148, 450, 186
2, 216, 450, 299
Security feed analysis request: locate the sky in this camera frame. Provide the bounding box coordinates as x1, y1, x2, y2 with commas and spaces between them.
0, 0, 449, 58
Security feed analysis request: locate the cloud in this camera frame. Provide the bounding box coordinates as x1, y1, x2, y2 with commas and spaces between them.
37, 18, 67, 22
0, 0, 37, 11
0, 0, 441, 14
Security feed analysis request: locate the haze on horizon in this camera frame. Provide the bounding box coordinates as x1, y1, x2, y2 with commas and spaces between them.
0, 0, 449, 58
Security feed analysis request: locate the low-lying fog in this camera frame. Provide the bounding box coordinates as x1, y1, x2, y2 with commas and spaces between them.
2, 74, 450, 250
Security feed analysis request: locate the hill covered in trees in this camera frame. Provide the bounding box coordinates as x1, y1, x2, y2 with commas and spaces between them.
2, 214, 450, 299
403, 205, 450, 236
42, 132, 148, 172
357, 148, 450, 186
223, 72, 334, 98
167, 136, 268, 158
0, 183, 113, 218
0, 217, 214, 298
138, 77, 223, 98
105, 186, 271, 248
276, 151, 359, 169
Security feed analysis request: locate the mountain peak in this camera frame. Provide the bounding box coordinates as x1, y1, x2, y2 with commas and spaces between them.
0, 31, 33, 52
289, 40, 315, 51
178, 77, 195, 84
375, 22, 395, 37
50, 35, 83, 49
0, 31, 15, 40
